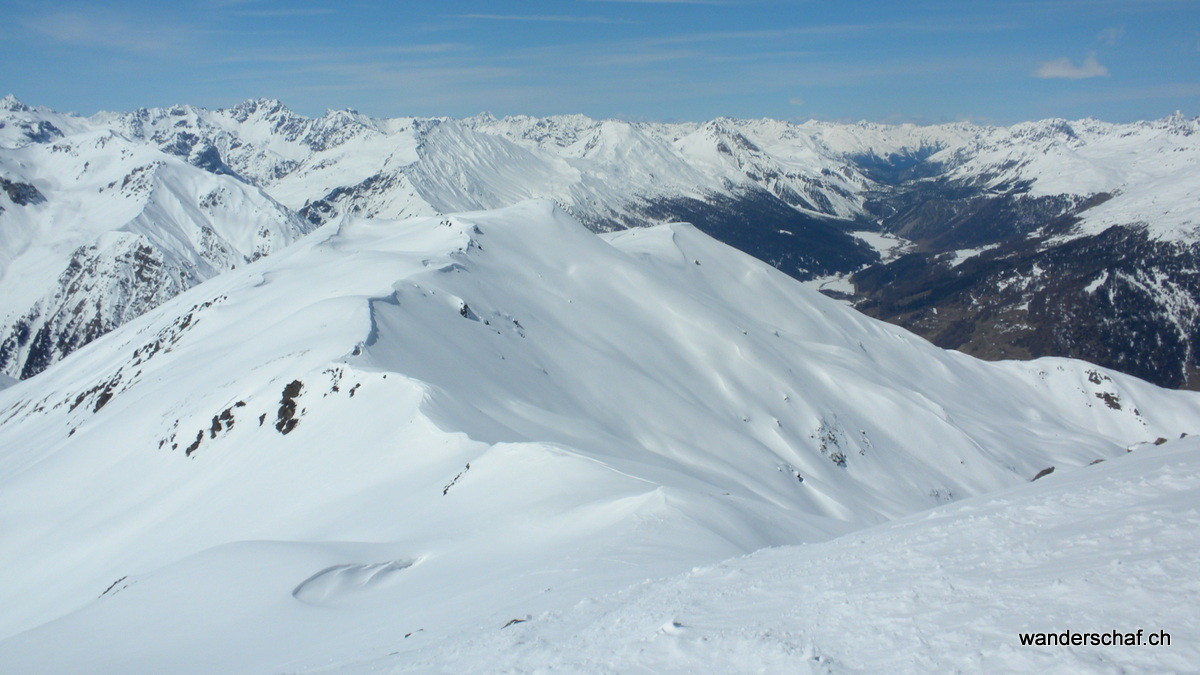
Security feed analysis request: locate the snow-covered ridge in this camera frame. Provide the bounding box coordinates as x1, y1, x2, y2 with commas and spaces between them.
0, 201, 1196, 670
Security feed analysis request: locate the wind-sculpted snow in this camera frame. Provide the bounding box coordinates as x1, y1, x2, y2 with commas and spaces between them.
292, 559, 418, 607
0, 201, 1196, 671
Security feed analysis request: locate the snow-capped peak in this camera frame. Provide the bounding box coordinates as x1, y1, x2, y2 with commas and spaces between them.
0, 94, 28, 112
227, 97, 291, 120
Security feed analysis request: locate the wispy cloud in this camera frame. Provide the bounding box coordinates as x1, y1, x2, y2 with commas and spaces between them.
1096, 26, 1125, 44
233, 8, 336, 17
638, 18, 1020, 46
257, 59, 544, 111
771, 54, 1010, 87
1034, 53, 1110, 79
28, 12, 199, 54
218, 43, 470, 65
581, 0, 730, 4
1105, 82, 1200, 100
703, 50, 827, 63
379, 43, 471, 55
1014, 0, 1198, 11
588, 50, 700, 66
452, 14, 634, 24
788, 96, 805, 106
1042, 82, 1200, 108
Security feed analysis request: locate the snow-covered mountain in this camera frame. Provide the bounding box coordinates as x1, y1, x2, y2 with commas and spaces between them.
848, 116, 1200, 389
6, 96, 1200, 388
0, 96, 312, 380
99, 100, 875, 224
0, 201, 1196, 671
96, 99, 890, 282
99, 100, 1200, 244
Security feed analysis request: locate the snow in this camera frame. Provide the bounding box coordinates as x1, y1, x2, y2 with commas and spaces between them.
948, 243, 1000, 267
801, 273, 856, 299
5, 96, 1200, 671
94, 100, 1200, 249
393, 438, 1200, 673
6, 101, 1200, 380
1084, 270, 1109, 294
72, 102, 996, 228
850, 229, 913, 262
0, 201, 1196, 672
0, 112, 311, 378
7, 99, 1200, 249
939, 115, 1200, 242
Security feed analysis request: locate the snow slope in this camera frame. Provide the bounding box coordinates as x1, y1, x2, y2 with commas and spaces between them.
393, 437, 1200, 673
0, 201, 1195, 672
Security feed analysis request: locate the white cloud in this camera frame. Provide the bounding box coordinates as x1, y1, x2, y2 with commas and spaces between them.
1096, 26, 1125, 45
1033, 52, 1109, 79
789, 96, 804, 106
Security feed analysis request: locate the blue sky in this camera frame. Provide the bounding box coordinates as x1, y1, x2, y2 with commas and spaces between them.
1, 0, 1198, 123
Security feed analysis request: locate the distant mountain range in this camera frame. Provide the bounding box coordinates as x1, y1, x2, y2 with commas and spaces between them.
3, 95, 1198, 387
